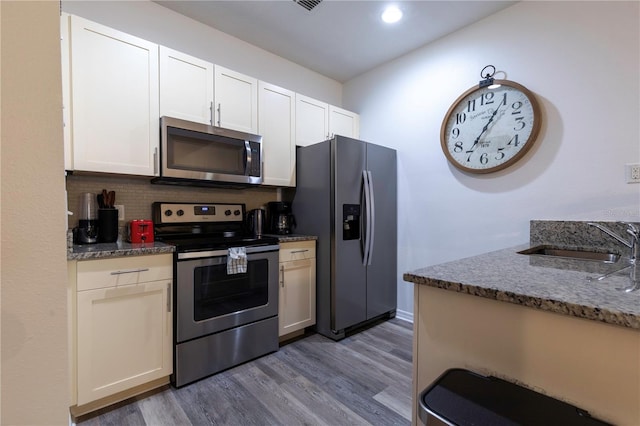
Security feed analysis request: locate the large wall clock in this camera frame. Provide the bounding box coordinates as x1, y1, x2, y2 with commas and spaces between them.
440, 79, 542, 174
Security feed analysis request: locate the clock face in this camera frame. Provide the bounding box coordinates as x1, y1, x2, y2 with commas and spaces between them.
440, 80, 541, 174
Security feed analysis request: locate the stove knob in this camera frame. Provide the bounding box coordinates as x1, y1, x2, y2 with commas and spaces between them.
177, 209, 184, 216
234, 209, 241, 216
225, 209, 232, 216
164, 209, 173, 217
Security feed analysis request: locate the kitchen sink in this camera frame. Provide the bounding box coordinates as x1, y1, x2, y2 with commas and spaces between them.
517, 245, 621, 263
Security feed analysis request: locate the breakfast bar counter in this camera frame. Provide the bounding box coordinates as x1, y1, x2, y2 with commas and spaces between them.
404, 241, 639, 426
403, 244, 640, 330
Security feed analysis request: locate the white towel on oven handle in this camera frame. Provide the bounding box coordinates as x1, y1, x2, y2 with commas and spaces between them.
227, 246, 247, 274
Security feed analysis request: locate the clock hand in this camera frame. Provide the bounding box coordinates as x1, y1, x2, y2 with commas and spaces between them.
467, 106, 503, 152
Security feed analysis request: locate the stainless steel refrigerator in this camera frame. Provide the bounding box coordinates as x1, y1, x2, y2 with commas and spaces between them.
293, 135, 397, 340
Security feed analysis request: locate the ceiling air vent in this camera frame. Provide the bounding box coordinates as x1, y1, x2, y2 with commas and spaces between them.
293, 0, 322, 12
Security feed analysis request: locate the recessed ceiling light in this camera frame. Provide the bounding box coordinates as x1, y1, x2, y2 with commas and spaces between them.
381, 5, 402, 24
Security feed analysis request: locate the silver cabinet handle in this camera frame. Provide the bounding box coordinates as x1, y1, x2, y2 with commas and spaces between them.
210, 101, 214, 125
166, 282, 171, 312
110, 268, 149, 275
280, 265, 285, 288
291, 249, 309, 254
216, 103, 221, 127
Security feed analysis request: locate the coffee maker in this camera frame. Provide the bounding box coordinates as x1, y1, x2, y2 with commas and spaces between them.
267, 201, 296, 235
76, 192, 99, 244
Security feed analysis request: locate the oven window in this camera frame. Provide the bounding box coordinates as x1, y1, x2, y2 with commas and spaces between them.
193, 259, 268, 321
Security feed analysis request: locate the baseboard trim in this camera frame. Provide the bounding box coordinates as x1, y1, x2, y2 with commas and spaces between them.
395, 309, 413, 324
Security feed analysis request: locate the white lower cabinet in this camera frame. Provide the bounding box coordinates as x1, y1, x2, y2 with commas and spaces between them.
278, 241, 316, 336
71, 254, 173, 408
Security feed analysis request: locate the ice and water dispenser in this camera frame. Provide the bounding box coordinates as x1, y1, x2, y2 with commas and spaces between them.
342, 204, 361, 240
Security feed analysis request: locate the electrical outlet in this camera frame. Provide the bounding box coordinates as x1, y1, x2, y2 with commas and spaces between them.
115, 204, 125, 221
625, 163, 640, 183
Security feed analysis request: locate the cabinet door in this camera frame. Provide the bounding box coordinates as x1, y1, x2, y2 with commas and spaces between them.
329, 105, 360, 139
159, 46, 214, 125
214, 65, 258, 133
279, 258, 316, 336
61, 13, 72, 170
295, 94, 329, 147
76, 280, 172, 405
259, 81, 296, 187
69, 16, 159, 176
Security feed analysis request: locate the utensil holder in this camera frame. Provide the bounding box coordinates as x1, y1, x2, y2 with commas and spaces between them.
98, 208, 119, 243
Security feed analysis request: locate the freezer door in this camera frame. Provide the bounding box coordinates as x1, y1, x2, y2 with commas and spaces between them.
332, 136, 368, 331
365, 143, 397, 319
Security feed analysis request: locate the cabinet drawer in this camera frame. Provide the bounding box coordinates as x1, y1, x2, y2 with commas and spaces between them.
279, 240, 316, 262
77, 254, 173, 291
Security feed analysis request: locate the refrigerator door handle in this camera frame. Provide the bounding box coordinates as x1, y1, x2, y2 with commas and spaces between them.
367, 170, 375, 266
362, 170, 372, 265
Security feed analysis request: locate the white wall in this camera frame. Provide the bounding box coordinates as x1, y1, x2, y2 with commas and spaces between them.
1, 1, 69, 424
62, 0, 343, 106
344, 1, 640, 319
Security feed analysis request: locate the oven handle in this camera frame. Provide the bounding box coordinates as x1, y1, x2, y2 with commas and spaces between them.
177, 244, 280, 260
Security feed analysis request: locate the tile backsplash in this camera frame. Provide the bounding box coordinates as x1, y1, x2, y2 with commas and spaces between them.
66, 174, 281, 228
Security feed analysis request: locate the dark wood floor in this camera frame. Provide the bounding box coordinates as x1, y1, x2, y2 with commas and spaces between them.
76, 318, 413, 426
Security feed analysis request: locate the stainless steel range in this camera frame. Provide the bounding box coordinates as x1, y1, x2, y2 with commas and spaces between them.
153, 202, 280, 387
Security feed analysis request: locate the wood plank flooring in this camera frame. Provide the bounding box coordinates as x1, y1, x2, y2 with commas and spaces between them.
76, 318, 413, 426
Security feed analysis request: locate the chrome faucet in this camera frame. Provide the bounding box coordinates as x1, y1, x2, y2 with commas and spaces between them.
588, 222, 640, 264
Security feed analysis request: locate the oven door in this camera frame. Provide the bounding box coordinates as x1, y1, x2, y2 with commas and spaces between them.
175, 245, 278, 343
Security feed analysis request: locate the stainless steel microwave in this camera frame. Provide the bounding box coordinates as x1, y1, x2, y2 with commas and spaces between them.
152, 116, 262, 187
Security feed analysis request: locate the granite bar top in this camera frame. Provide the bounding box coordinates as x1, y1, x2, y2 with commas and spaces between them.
264, 234, 318, 243
404, 244, 640, 330
68, 241, 175, 261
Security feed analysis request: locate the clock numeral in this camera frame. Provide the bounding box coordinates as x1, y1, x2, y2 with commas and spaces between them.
508, 134, 520, 147
467, 99, 476, 113
451, 128, 460, 138
453, 141, 463, 153
481, 91, 494, 105
465, 150, 474, 162
479, 153, 489, 165
455, 112, 466, 125
511, 101, 527, 131
496, 148, 505, 161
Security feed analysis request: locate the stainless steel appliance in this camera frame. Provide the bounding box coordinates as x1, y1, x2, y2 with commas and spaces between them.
246, 208, 265, 237
267, 201, 296, 235
153, 202, 279, 387
293, 136, 397, 340
76, 192, 98, 244
152, 117, 263, 187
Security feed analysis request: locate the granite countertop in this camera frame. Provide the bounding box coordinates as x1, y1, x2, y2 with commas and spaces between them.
404, 244, 640, 330
265, 234, 318, 243
68, 241, 175, 260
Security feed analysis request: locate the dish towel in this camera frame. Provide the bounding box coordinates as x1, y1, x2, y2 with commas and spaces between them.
227, 247, 247, 274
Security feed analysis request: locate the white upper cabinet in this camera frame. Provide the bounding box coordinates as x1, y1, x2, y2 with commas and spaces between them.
214, 65, 258, 133
295, 94, 329, 147
259, 81, 296, 187
329, 105, 360, 139
159, 46, 214, 125
67, 15, 159, 176
296, 94, 360, 147
61, 14, 72, 171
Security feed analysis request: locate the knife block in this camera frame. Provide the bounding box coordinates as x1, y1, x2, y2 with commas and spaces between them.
98, 208, 118, 243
